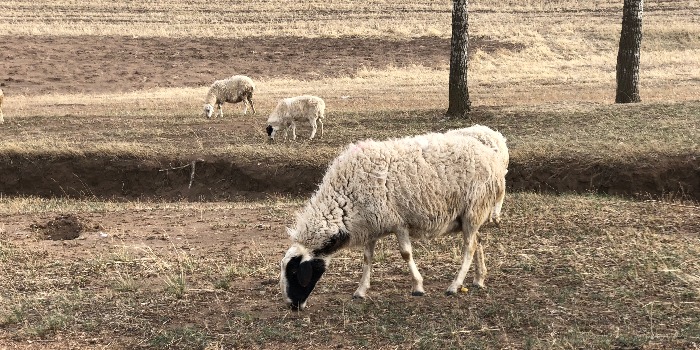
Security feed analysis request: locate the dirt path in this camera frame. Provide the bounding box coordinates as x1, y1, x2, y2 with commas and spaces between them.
0, 35, 461, 96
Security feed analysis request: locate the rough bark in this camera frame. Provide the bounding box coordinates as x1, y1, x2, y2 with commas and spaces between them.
615, 0, 643, 103
446, 0, 471, 118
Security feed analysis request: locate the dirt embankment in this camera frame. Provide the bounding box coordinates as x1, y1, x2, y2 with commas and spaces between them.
1, 154, 697, 201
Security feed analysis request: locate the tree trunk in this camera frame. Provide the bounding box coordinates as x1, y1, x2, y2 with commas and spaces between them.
615, 0, 643, 103
446, 0, 471, 118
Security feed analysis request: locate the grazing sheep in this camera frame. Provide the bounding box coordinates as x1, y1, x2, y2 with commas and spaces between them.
446, 124, 509, 225
0, 88, 3, 123
266, 95, 325, 140
202, 75, 255, 118
279, 131, 508, 309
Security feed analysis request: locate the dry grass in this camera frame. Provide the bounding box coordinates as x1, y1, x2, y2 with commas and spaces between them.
0, 98, 697, 168
1, 194, 698, 348
1, 0, 698, 107
0, 1, 699, 348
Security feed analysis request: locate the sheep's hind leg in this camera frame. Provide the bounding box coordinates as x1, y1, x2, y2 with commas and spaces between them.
472, 241, 487, 288
490, 185, 505, 226
309, 119, 318, 140
319, 118, 324, 137
396, 230, 425, 296
446, 222, 479, 295
353, 240, 377, 299
291, 122, 297, 140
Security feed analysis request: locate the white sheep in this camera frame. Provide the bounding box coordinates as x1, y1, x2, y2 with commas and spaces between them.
0, 88, 4, 124
279, 131, 508, 309
202, 75, 255, 118
265, 95, 325, 140
446, 124, 509, 225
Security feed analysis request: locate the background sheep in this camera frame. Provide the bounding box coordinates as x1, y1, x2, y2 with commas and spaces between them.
0, 88, 3, 123
279, 131, 508, 309
446, 124, 509, 225
202, 75, 255, 118
266, 95, 325, 140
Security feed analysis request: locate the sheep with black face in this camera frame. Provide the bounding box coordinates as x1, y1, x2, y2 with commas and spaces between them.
266, 95, 325, 141
280, 129, 508, 310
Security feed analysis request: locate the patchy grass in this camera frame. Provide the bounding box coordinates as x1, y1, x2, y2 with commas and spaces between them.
0, 194, 698, 348
0, 0, 698, 348
1, 100, 697, 166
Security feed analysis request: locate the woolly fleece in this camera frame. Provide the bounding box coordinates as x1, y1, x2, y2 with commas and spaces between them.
290, 131, 505, 253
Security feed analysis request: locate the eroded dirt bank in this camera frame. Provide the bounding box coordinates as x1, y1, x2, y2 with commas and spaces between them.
1, 154, 697, 201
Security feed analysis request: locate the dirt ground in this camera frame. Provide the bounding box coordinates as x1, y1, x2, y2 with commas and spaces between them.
4, 205, 290, 263
0, 35, 464, 96
0, 34, 696, 201
1, 34, 699, 349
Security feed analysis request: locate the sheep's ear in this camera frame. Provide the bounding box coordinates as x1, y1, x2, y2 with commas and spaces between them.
298, 260, 313, 287
285, 227, 296, 238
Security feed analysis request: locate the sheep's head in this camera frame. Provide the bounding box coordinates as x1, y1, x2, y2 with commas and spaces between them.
280, 244, 327, 310
203, 104, 214, 118
280, 229, 351, 310
266, 124, 276, 140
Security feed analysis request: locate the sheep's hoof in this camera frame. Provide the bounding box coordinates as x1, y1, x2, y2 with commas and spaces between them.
471, 283, 487, 290
445, 290, 457, 296
352, 294, 365, 300
411, 291, 425, 297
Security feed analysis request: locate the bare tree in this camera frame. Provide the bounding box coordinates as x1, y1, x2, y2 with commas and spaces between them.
615, 0, 643, 103
446, 0, 471, 118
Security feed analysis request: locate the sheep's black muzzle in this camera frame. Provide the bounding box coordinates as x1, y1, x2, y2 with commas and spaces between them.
284, 256, 327, 311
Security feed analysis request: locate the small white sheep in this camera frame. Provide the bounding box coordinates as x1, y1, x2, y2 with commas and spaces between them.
0, 88, 4, 124
202, 75, 255, 118
446, 124, 509, 225
266, 95, 325, 140
279, 131, 508, 309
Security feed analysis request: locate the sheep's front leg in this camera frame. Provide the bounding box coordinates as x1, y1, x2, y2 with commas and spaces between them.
290, 122, 297, 140
247, 96, 256, 114
242, 102, 248, 115
217, 103, 224, 118
353, 240, 377, 299
309, 119, 318, 140
318, 118, 324, 138
396, 230, 425, 296
447, 224, 479, 295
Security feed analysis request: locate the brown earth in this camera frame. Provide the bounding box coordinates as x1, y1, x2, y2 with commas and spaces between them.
0, 34, 698, 202
0, 35, 698, 349
1, 153, 698, 201
0, 35, 474, 96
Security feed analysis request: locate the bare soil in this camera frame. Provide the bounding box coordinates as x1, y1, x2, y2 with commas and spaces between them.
1, 152, 698, 201
1, 35, 474, 96
1, 35, 696, 201
1, 34, 698, 349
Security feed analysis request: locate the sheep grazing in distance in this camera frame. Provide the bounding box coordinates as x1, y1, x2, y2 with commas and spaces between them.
266, 95, 325, 141
279, 130, 508, 310
446, 124, 509, 225
0, 88, 3, 123
202, 75, 255, 118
